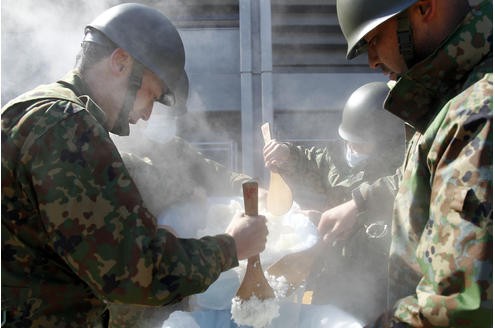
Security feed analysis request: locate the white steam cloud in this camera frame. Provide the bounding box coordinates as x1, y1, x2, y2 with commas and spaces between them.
1, 0, 118, 104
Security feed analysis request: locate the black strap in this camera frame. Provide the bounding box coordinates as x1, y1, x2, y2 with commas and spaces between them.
396, 11, 415, 68
110, 61, 145, 136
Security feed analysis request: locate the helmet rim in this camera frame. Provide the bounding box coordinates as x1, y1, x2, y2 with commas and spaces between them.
337, 0, 418, 59
85, 3, 187, 106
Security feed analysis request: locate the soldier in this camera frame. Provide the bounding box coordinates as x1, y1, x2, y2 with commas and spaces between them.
110, 84, 256, 327
263, 82, 404, 212
263, 82, 405, 323
320, 0, 492, 327
1, 3, 268, 327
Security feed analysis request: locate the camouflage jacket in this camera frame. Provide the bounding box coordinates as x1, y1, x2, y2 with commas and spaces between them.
371, 1, 493, 327
278, 140, 404, 217
109, 142, 252, 328
1, 71, 238, 327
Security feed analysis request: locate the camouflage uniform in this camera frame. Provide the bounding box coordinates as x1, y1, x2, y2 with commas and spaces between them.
109, 142, 252, 327
276, 139, 405, 323
361, 1, 493, 326
277, 140, 404, 212
1, 71, 239, 327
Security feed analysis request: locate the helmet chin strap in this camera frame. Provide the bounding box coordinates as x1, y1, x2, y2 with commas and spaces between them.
110, 61, 145, 136
396, 10, 416, 69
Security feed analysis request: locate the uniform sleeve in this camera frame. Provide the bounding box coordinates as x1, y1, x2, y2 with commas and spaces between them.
351, 169, 402, 224
173, 137, 252, 195
393, 105, 493, 326
28, 110, 238, 306
278, 142, 345, 196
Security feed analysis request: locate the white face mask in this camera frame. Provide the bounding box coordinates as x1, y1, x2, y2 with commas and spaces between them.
144, 111, 177, 144
345, 143, 370, 168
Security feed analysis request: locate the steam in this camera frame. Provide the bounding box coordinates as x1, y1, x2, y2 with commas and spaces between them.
1, 0, 231, 161
1, 0, 118, 104
1, 1, 403, 326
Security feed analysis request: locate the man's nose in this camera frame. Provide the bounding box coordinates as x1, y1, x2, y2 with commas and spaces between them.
142, 104, 154, 121
367, 48, 380, 69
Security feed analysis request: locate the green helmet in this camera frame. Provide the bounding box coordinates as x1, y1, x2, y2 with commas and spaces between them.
338, 82, 403, 145
336, 0, 417, 60
84, 3, 187, 109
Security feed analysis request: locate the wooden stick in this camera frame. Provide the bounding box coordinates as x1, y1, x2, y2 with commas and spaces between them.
260, 122, 293, 216
236, 181, 275, 300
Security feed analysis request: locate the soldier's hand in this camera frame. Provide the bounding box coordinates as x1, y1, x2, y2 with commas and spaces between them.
318, 199, 358, 243
225, 212, 268, 260
263, 140, 290, 172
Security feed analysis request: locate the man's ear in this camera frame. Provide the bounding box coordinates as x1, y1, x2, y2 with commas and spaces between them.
109, 48, 132, 75
415, 0, 435, 22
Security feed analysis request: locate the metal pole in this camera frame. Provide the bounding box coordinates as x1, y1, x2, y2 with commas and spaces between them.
239, 0, 255, 175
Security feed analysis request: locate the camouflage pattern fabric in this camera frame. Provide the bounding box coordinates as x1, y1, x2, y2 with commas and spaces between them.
1, 71, 238, 327
374, 1, 493, 326
106, 300, 188, 328
277, 139, 404, 323
277, 139, 404, 212
109, 143, 251, 327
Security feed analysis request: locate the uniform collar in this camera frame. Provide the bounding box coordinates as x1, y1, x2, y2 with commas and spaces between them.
58, 70, 108, 128
384, 0, 492, 133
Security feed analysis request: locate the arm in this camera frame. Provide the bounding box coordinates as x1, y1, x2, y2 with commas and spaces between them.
122, 138, 252, 214
157, 137, 252, 196
351, 167, 402, 224
264, 140, 349, 200
30, 110, 246, 306
391, 97, 493, 326
318, 170, 401, 241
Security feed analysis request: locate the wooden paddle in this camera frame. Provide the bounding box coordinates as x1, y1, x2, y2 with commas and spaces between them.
261, 122, 293, 216
266, 239, 325, 291
236, 181, 275, 300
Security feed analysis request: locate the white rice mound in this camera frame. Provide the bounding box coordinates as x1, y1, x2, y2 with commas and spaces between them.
231, 295, 280, 328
